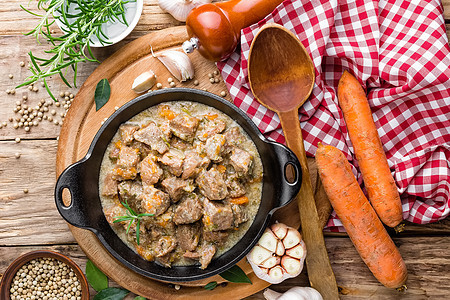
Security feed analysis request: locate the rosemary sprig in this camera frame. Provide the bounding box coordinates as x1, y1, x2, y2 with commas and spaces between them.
18, 0, 134, 100
113, 200, 153, 245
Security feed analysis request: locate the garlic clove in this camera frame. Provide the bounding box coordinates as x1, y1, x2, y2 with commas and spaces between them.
259, 255, 280, 269
285, 241, 306, 259
270, 222, 288, 240
258, 228, 278, 252
155, 50, 194, 82
268, 266, 285, 282
275, 240, 285, 256
158, 0, 211, 22
264, 287, 323, 300
132, 71, 157, 93
249, 245, 272, 266
282, 228, 302, 249
281, 256, 302, 276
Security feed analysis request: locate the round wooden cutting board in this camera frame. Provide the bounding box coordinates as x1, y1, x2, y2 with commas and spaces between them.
55, 26, 330, 299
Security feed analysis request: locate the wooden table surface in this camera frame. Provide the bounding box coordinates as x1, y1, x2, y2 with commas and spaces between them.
1, 1, 449, 299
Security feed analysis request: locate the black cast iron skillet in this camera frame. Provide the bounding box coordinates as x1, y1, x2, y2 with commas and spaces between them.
55, 88, 302, 282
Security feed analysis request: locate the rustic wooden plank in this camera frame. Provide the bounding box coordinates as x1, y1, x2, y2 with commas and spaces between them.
0, 137, 448, 246
1, 237, 449, 299
0, 0, 448, 36
0, 140, 75, 246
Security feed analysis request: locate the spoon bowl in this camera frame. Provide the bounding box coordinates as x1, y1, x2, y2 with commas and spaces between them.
248, 25, 315, 112
248, 23, 339, 299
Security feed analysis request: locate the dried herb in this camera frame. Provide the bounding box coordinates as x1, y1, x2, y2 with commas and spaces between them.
93, 287, 129, 300
86, 260, 108, 292
204, 281, 218, 290
219, 265, 252, 284
18, 0, 134, 100
113, 199, 154, 245
95, 78, 111, 111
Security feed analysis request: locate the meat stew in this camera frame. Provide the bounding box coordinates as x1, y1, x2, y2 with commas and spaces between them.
99, 101, 263, 269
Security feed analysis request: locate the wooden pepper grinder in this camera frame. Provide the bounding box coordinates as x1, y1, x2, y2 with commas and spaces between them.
183, 0, 285, 61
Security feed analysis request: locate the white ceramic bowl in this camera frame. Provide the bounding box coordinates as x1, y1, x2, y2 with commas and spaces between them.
56, 0, 143, 47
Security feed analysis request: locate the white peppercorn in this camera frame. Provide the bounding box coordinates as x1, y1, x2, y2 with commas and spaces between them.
10, 258, 82, 300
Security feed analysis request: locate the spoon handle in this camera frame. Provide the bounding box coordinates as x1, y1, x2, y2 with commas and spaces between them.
279, 109, 339, 300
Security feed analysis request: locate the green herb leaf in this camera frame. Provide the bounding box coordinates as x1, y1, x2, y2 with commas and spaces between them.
204, 281, 218, 290
95, 78, 111, 111
134, 296, 147, 300
85, 260, 108, 292
93, 287, 129, 300
219, 265, 252, 284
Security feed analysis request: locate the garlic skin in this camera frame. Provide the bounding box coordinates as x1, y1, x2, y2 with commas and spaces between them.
154, 50, 195, 82
132, 70, 157, 93
263, 287, 323, 300
158, 0, 211, 22
247, 223, 307, 284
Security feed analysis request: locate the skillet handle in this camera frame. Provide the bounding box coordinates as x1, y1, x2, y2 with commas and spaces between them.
55, 159, 96, 230
271, 142, 303, 208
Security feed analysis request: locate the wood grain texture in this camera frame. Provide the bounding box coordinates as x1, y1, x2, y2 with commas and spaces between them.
0, 1, 449, 299
1, 236, 449, 299
0, 140, 75, 246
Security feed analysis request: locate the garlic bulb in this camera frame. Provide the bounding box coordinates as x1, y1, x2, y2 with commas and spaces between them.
247, 223, 307, 284
263, 287, 323, 300
158, 0, 211, 22
154, 50, 194, 82
132, 70, 157, 93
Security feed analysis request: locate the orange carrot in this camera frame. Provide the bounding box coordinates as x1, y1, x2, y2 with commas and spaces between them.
230, 196, 249, 205
337, 70, 402, 227
316, 143, 408, 289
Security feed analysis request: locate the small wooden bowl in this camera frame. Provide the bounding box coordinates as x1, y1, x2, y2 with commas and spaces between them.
0, 250, 89, 300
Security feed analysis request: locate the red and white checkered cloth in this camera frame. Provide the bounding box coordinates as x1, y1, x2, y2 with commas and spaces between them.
217, 0, 450, 231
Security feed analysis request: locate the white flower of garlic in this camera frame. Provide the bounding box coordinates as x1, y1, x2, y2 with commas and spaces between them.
153, 50, 195, 82
158, 0, 211, 22
247, 223, 307, 284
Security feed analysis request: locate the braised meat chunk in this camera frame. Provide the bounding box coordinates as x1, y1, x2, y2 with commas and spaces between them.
154, 236, 177, 257
159, 150, 184, 177
103, 205, 127, 226
134, 122, 169, 154
196, 168, 228, 200
231, 203, 249, 227
183, 242, 217, 270
140, 154, 163, 187
102, 173, 118, 197
173, 194, 203, 225
203, 230, 229, 247
118, 181, 143, 206
176, 223, 201, 251
161, 176, 188, 202
182, 151, 210, 179
226, 176, 246, 198
229, 147, 253, 176
141, 186, 170, 216
119, 124, 139, 145
196, 116, 226, 141
113, 145, 140, 180
169, 113, 199, 142
204, 134, 227, 162
224, 126, 246, 147
202, 199, 234, 231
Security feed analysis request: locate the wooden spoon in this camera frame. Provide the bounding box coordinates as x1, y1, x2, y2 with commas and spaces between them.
248, 23, 339, 299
